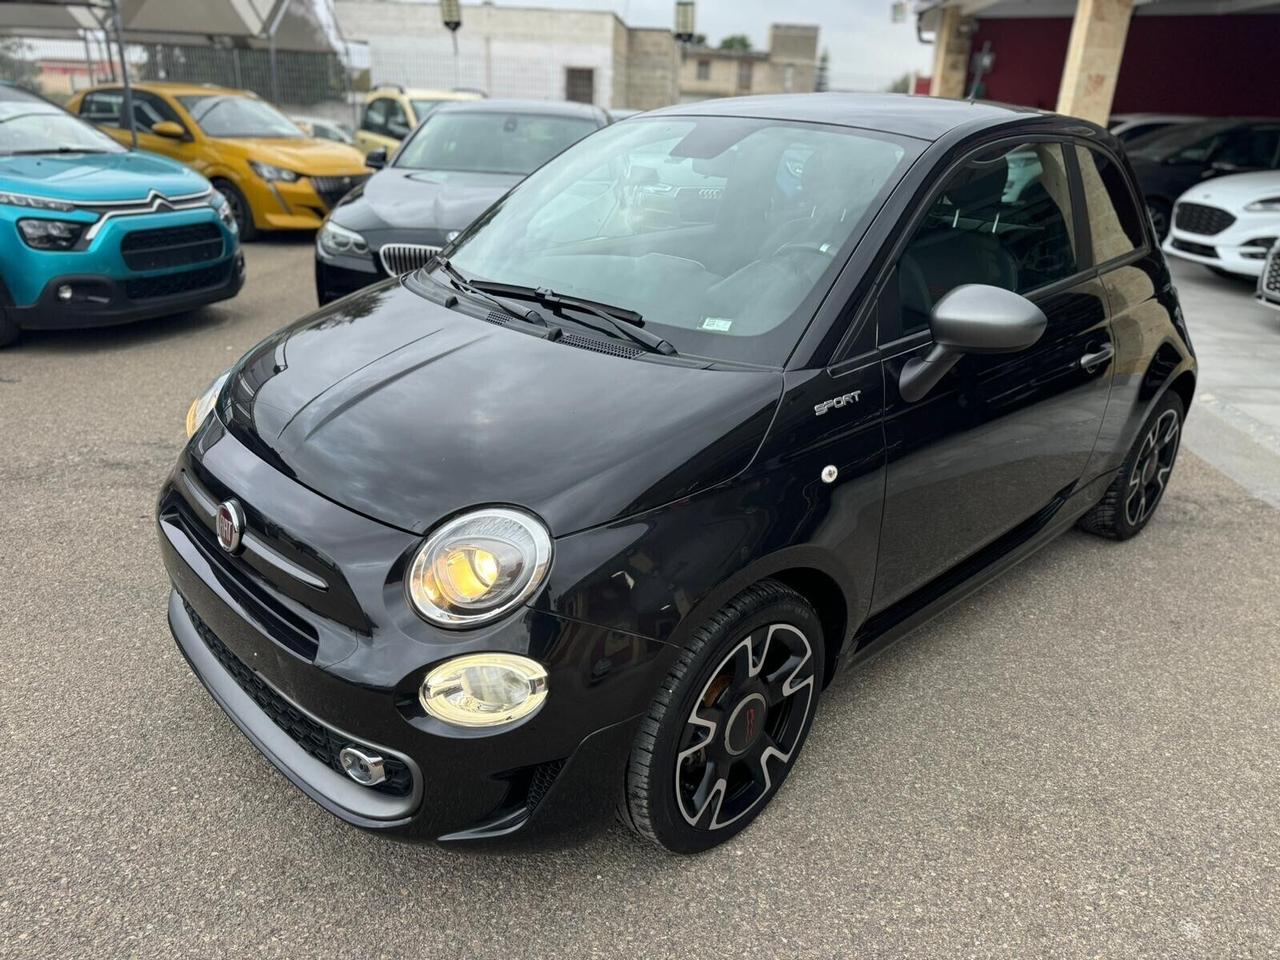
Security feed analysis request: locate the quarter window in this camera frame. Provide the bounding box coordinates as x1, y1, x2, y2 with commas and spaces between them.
892, 142, 1078, 338
1074, 145, 1145, 264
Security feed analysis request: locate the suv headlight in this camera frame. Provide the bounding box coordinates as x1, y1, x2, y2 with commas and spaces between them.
0, 191, 75, 212
1245, 197, 1280, 213
407, 508, 552, 627
17, 218, 87, 251
210, 190, 237, 232
317, 219, 369, 258
185, 371, 230, 439
249, 160, 299, 183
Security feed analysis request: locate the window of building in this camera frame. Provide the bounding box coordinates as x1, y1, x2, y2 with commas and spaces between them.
565, 68, 595, 104
1074, 145, 1146, 264
737, 60, 753, 92
696, 59, 711, 81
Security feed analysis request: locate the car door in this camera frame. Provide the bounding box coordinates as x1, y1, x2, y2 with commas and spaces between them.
870, 139, 1114, 611
126, 91, 195, 165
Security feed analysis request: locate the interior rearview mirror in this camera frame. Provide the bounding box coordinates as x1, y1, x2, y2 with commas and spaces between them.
150, 120, 186, 140
365, 147, 387, 170
898, 284, 1047, 403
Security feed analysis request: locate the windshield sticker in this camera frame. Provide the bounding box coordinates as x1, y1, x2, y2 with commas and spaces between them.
701, 317, 733, 332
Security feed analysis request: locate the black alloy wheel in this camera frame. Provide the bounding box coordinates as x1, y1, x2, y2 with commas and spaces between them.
1079, 391, 1184, 540
619, 580, 823, 853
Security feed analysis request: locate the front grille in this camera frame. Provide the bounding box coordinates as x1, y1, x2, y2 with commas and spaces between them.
183, 599, 413, 798
379, 243, 440, 276
1174, 202, 1235, 236
1264, 250, 1280, 294
1171, 238, 1219, 259
125, 261, 230, 301
121, 222, 223, 270
310, 173, 369, 210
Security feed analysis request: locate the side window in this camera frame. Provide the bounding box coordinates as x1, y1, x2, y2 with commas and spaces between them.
80, 90, 122, 125
1074, 145, 1145, 264
892, 142, 1078, 339
1214, 126, 1280, 170
362, 98, 389, 135
131, 92, 182, 131
385, 99, 411, 138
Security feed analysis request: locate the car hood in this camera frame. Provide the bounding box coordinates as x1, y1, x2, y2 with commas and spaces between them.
332, 167, 520, 235
219, 137, 368, 175
1176, 170, 1280, 210
0, 149, 209, 202
219, 282, 782, 536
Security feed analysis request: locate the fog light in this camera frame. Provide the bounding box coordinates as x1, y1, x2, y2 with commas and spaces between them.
338, 746, 387, 786
419, 653, 548, 728
57, 284, 73, 302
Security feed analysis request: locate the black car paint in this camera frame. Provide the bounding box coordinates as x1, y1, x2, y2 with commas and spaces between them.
159, 95, 1197, 846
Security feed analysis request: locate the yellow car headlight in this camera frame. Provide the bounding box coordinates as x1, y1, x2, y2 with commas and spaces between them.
185, 372, 229, 439
420, 653, 549, 727
406, 507, 552, 627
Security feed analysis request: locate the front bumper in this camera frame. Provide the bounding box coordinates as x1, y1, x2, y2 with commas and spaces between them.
314, 250, 383, 304
157, 425, 673, 845
1163, 217, 1280, 278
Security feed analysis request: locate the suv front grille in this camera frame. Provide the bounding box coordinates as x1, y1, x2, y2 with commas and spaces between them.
1174, 202, 1235, 236
311, 174, 369, 210
121, 222, 223, 270
379, 243, 440, 276
183, 599, 413, 798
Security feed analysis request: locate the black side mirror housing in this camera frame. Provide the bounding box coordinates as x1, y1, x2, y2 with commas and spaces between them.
899, 284, 1047, 403
365, 147, 387, 170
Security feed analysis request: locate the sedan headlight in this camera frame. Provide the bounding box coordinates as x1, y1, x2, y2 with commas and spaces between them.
185, 371, 230, 439
407, 507, 552, 627
317, 219, 369, 258
17, 218, 88, 251
249, 160, 300, 183
420, 653, 549, 727
1244, 197, 1280, 213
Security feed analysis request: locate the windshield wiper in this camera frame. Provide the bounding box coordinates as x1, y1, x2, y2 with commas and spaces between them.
468, 280, 676, 356
431, 257, 553, 330
6, 147, 111, 155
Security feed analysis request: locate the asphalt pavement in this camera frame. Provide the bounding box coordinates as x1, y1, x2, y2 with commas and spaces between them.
1, 241, 1277, 959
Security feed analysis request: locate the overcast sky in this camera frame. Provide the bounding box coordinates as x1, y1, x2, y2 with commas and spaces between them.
491, 0, 933, 90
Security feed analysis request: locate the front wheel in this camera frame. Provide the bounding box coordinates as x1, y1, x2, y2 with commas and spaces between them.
213, 179, 257, 241
619, 580, 824, 854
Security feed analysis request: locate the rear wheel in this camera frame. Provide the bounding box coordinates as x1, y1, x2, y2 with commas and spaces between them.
619, 580, 824, 854
214, 179, 257, 241
1079, 391, 1184, 540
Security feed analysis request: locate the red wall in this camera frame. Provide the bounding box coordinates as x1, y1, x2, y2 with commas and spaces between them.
968, 14, 1280, 117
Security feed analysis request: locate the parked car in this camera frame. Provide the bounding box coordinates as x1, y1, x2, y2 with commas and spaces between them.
291, 115, 355, 146
67, 82, 370, 240
354, 85, 485, 156
1126, 117, 1280, 239
315, 99, 607, 303
1258, 241, 1280, 311
0, 83, 241, 348
163, 94, 1195, 854
1107, 112, 1202, 144
1163, 171, 1280, 278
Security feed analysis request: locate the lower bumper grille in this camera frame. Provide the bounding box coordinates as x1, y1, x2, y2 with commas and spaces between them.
121, 222, 223, 270
378, 243, 440, 276
125, 261, 231, 301
183, 598, 413, 798
1171, 238, 1218, 259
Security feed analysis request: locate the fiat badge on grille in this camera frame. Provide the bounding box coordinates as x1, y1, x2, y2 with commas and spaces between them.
216, 500, 246, 554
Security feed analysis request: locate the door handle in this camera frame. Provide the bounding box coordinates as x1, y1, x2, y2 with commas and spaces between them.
1079, 343, 1115, 372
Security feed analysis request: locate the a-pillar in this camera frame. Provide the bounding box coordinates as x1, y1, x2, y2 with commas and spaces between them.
1056, 0, 1135, 124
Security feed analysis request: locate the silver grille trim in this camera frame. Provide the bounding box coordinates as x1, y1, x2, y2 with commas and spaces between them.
379, 243, 441, 276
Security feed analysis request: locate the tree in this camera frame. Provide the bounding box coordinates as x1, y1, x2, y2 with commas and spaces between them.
815, 49, 830, 92
0, 39, 41, 92
886, 71, 913, 94
718, 35, 752, 52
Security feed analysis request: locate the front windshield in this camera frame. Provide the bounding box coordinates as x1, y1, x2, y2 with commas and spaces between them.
177, 95, 303, 139
1129, 122, 1231, 162
395, 111, 599, 175
445, 115, 917, 365
0, 104, 123, 155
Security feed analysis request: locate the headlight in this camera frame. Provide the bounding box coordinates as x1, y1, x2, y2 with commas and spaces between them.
210, 190, 238, 232
419, 653, 549, 727
17, 218, 87, 251
1245, 197, 1280, 213
0, 191, 75, 212
406, 507, 552, 627
185, 371, 230, 439
249, 160, 299, 183
317, 219, 369, 258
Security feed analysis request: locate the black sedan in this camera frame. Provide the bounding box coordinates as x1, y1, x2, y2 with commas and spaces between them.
162, 94, 1196, 854
1126, 117, 1280, 239
314, 99, 608, 304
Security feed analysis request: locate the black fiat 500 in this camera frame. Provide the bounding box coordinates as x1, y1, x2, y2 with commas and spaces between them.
160, 94, 1196, 854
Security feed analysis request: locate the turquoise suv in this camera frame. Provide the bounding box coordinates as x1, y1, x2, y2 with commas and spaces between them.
0, 84, 243, 347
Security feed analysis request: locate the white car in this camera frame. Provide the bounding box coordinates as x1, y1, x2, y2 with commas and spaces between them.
1163, 171, 1280, 278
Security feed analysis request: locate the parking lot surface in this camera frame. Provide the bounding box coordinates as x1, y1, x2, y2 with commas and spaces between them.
1, 241, 1277, 959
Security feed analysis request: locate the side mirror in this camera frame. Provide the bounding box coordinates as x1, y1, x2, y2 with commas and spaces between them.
898, 284, 1047, 403
365, 147, 387, 170
151, 120, 187, 140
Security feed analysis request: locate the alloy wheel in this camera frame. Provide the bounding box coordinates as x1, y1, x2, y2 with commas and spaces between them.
1124, 408, 1180, 527
675, 623, 816, 830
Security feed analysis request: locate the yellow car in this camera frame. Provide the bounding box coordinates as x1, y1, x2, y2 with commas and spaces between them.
68, 82, 370, 240
355, 85, 485, 157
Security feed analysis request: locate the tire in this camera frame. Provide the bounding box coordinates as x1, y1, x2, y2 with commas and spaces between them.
1078, 391, 1184, 541
0, 304, 18, 348
1146, 199, 1171, 242
619, 580, 824, 854
214, 178, 257, 241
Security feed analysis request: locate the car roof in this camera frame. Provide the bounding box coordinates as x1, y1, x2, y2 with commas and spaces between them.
430, 98, 607, 122
641, 92, 1053, 142
79, 80, 250, 98
370, 87, 484, 100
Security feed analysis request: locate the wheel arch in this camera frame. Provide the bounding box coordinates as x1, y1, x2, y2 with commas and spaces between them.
1167, 368, 1197, 414
769, 567, 848, 689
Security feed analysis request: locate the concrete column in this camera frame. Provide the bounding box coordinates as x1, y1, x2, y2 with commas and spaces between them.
1056, 0, 1135, 124
929, 5, 972, 100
